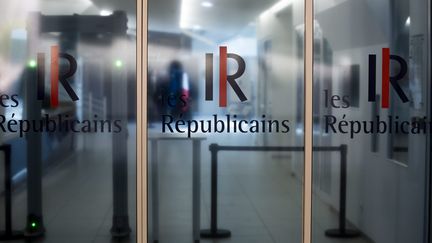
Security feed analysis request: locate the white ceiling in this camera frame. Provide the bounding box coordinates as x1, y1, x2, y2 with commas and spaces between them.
0, 0, 279, 40
148, 0, 182, 33
39, 0, 137, 29
149, 0, 279, 42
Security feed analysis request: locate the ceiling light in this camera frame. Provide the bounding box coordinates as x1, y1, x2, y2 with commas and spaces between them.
201, 1, 213, 8
100, 10, 113, 16
405, 16, 410, 26
180, 0, 192, 28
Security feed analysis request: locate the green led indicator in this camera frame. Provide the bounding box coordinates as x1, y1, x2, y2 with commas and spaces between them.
31, 222, 37, 228
115, 60, 123, 68
28, 59, 37, 68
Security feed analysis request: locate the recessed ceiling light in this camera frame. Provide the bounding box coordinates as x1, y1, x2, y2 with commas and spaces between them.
405, 16, 410, 26
100, 9, 112, 16
201, 1, 213, 8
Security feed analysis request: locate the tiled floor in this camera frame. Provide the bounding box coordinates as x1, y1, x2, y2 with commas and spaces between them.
150, 130, 373, 243
0, 130, 136, 243
0, 124, 372, 243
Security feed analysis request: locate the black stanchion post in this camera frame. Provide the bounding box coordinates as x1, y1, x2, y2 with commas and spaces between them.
3, 145, 12, 237
0, 144, 24, 240
200, 144, 231, 238
325, 144, 360, 238
109, 29, 131, 237
25, 13, 45, 238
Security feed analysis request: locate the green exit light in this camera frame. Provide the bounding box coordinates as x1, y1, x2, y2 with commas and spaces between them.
28, 60, 37, 68
115, 60, 123, 68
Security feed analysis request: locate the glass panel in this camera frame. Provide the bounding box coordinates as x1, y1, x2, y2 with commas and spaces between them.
148, 0, 305, 242
0, 1, 137, 242
312, 1, 430, 243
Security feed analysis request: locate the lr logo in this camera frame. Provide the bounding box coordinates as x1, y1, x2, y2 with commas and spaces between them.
205, 46, 247, 107
368, 48, 408, 108
35, 45, 79, 108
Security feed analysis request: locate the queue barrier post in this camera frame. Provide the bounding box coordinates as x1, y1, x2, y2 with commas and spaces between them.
200, 144, 231, 238
200, 143, 360, 239
0, 144, 24, 241
325, 144, 360, 238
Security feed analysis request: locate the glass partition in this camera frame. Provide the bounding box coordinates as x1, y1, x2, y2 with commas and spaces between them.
312, 1, 430, 243
1, 1, 430, 243
147, 0, 305, 242
0, 0, 137, 242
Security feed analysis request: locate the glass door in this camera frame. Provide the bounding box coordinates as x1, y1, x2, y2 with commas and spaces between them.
0, 0, 137, 242
146, 0, 305, 242
142, 0, 432, 243
312, 1, 430, 243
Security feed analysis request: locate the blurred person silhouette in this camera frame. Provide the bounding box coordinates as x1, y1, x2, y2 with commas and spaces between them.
150, 60, 194, 123
167, 60, 191, 118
